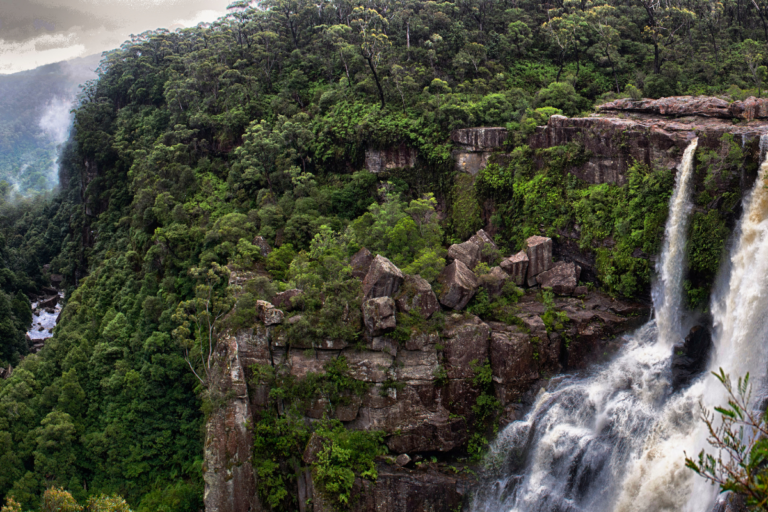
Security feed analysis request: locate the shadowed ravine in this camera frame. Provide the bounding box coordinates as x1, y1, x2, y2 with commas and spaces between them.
471, 138, 768, 512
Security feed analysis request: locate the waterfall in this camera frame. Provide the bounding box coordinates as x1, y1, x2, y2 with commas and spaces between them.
654, 138, 698, 347
470, 139, 700, 512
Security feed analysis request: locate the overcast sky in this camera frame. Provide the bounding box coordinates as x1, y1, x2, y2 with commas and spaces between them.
0, 0, 232, 74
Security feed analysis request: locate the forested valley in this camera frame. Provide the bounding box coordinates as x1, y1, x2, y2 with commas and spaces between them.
1, 0, 768, 510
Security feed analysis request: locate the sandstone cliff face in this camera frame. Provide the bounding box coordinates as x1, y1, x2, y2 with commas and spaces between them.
364, 144, 418, 173
451, 127, 507, 175
599, 96, 768, 121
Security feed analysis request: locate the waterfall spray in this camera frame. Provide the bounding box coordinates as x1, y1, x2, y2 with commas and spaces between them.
470, 139, 700, 512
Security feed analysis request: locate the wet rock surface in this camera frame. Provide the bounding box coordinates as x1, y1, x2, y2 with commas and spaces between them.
672, 325, 713, 391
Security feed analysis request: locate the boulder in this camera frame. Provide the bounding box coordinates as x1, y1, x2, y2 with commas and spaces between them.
252, 235, 272, 257
50, 274, 63, 286
437, 260, 479, 310
38, 295, 59, 309
479, 266, 510, 297
394, 275, 440, 319
468, 229, 498, 263
672, 325, 713, 391
363, 255, 405, 299
351, 247, 375, 279
256, 300, 284, 325
363, 297, 397, 335
500, 251, 529, 286
536, 261, 581, 295
447, 241, 480, 270
525, 236, 553, 286
272, 289, 301, 311
442, 315, 490, 379
395, 454, 411, 467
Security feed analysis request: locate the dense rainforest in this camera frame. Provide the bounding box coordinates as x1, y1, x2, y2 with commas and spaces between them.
1, 0, 768, 510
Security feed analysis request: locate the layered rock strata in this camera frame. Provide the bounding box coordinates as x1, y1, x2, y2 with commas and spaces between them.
451, 127, 507, 175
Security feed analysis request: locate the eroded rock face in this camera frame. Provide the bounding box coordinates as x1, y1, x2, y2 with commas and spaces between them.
394, 274, 440, 319
203, 333, 260, 512
363, 255, 405, 299
537, 261, 581, 295
451, 127, 508, 175
501, 250, 529, 286
529, 111, 768, 185
348, 464, 467, 512
490, 328, 540, 404
447, 240, 481, 269
437, 260, 479, 310
442, 315, 490, 379
365, 145, 418, 173
363, 297, 397, 335
525, 236, 553, 286
599, 96, 768, 120
451, 127, 508, 150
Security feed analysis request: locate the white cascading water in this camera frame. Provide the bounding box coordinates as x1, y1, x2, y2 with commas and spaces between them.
471, 137, 768, 512
470, 138, 701, 512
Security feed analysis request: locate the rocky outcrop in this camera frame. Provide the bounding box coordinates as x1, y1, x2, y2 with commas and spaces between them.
363, 297, 397, 335
711, 491, 747, 512
525, 236, 553, 286
479, 266, 511, 297
437, 260, 479, 310
529, 111, 768, 185
252, 236, 272, 257
351, 247, 375, 279
365, 145, 418, 173
537, 261, 581, 295
447, 240, 480, 269
451, 127, 507, 175
599, 96, 768, 121
256, 300, 283, 325
272, 289, 301, 311
203, 331, 261, 512
363, 255, 405, 299
469, 229, 498, 262
394, 274, 440, 319
500, 251, 529, 286
442, 315, 490, 379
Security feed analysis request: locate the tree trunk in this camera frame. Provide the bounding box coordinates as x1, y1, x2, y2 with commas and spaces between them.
367, 57, 386, 109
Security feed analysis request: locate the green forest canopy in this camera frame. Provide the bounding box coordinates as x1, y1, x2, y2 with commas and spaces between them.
0, 0, 767, 509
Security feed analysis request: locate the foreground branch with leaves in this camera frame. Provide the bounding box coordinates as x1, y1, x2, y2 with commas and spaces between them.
686, 369, 768, 510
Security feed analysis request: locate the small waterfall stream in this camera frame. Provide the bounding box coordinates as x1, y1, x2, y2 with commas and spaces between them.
470, 137, 768, 512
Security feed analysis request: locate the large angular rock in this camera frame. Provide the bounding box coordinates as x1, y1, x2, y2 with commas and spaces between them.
437, 260, 479, 310
525, 236, 553, 286
501, 251, 529, 286
256, 300, 284, 325
442, 315, 490, 379
536, 261, 581, 295
468, 229, 498, 263
351, 247, 374, 279
479, 266, 510, 297
363, 255, 405, 299
272, 289, 301, 311
394, 275, 440, 319
447, 241, 480, 270
363, 297, 397, 335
